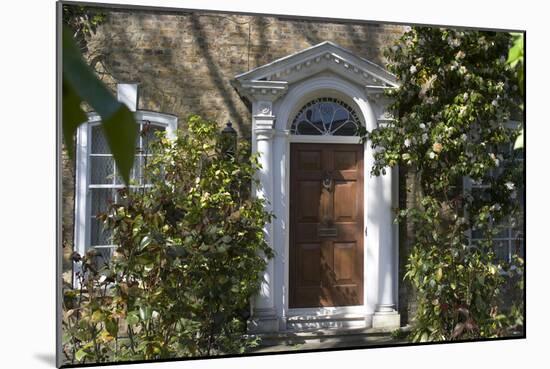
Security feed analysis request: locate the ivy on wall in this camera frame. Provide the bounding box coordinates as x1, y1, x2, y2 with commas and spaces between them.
364, 27, 524, 341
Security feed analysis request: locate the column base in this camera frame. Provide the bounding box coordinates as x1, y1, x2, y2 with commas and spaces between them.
247, 308, 279, 333
372, 306, 400, 331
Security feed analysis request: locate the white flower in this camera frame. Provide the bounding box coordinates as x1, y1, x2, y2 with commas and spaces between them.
429, 152, 436, 159
491, 203, 502, 211
404, 138, 411, 147
491, 99, 498, 107
463, 92, 469, 101
455, 50, 466, 59
459, 66, 467, 75
461, 133, 468, 141
410, 65, 417, 74
419, 123, 426, 130
505, 182, 515, 191
422, 133, 429, 143
448, 37, 461, 47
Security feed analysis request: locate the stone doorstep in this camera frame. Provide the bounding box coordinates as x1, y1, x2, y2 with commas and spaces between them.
285, 314, 368, 330
249, 327, 408, 352
285, 312, 400, 331
259, 326, 388, 340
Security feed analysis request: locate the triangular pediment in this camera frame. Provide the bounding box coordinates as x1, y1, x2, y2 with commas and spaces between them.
233, 41, 397, 91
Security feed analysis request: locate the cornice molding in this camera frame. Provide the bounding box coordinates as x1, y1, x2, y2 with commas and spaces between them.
233, 41, 398, 90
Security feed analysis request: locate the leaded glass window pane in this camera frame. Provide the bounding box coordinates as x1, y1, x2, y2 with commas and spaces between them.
90, 188, 114, 216
90, 217, 112, 247
493, 240, 510, 262
87, 121, 166, 249
90, 156, 115, 184
291, 98, 361, 136
91, 125, 110, 154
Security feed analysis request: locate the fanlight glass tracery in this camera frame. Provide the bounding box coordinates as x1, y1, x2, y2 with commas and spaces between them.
290, 97, 361, 136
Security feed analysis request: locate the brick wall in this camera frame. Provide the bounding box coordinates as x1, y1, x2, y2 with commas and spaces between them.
83, 7, 405, 136
62, 5, 408, 296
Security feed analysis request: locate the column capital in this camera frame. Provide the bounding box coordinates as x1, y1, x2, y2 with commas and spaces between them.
231, 80, 288, 103
253, 100, 276, 140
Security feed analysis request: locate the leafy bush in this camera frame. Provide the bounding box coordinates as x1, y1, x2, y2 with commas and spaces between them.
364, 28, 524, 341
63, 115, 273, 364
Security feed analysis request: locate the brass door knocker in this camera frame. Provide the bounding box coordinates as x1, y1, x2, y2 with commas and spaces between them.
322, 171, 333, 191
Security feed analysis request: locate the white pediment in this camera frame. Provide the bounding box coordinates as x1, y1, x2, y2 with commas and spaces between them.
232, 41, 397, 100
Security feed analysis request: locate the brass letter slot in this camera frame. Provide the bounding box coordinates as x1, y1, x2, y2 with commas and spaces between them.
318, 226, 338, 237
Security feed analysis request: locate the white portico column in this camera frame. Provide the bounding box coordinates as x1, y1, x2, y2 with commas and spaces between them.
233, 82, 288, 333
369, 91, 400, 329
250, 102, 278, 332
372, 166, 400, 328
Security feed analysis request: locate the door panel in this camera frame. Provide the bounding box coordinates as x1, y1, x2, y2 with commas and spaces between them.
290, 143, 364, 308
297, 181, 321, 221
334, 181, 357, 222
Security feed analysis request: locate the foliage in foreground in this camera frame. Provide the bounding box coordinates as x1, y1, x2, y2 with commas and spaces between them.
63, 116, 273, 364
365, 27, 524, 341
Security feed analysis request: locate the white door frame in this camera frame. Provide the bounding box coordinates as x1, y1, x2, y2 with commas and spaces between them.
267, 76, 399, 330
231, 42, 401, 332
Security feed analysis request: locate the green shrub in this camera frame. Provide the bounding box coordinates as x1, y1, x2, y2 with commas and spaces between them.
63, 115, 273, 364
365, 27, 524, 342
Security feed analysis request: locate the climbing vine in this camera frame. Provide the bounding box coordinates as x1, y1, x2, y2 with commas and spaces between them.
364, 27, 524, 341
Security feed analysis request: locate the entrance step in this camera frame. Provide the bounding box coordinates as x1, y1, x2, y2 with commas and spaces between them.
252, 326, 408, 352
285, 313, 368, 331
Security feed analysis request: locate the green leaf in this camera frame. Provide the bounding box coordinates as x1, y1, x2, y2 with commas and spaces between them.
126, 311, 140, 325
507, 33, 524, 65
514, 128, 524, 150
91, 310, 103, 323
139, 305, 152, 321
435, 267, 443, 281
75, 348, 88, 362
105, 318, 118, 337
62, 25, 137, 184
139, 235, 152, 250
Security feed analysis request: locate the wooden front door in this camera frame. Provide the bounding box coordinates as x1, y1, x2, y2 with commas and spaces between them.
289, 143, 364, 308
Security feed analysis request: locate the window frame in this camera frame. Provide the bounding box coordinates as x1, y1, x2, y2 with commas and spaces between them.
73, 110, 177, 274
290, 97, 362, 136
462, 120, 524, 264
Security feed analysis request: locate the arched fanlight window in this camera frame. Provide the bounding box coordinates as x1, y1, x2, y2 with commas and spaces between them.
290, 97, 361, 136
